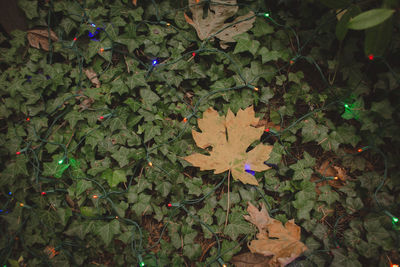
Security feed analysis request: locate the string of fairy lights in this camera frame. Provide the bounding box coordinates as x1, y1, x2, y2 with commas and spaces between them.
1, 0, 399, 266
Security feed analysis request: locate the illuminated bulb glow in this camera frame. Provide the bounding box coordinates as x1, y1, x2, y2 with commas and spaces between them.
392, 264, 399, 267
115, 216, 119, 219
183, 118, 187, 123
16, 151, 21, 155
290, 60, 294, 65
100, 48, 104, 53
41, 192, 46, 195
368, 54, 374, 60
73, 37, 77, 41
92, 195, 98, 199
192, 52, 196, 57
166, 23, 170, 26
254, 87, 259, 91
264, 13, 270, 17
20, 203, 24, 207
168, 203, 172, 207
334, 176, 338, 180
148, 162, 153, 167
357, 148, 363, 153
99, 116, 104, 120
393, 217, 399, 223
26, 118, 30, 121
58, 160, 63, 164
91, 23, 96, 27
265, 128, 270, 132
152, 60, 158, 66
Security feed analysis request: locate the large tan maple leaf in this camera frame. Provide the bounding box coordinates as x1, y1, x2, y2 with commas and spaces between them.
183, 105, 272, 185
243, 202, 308, 267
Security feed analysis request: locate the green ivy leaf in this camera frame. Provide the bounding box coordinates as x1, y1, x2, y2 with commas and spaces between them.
233, 34, 260, 56
80, 206, 99, 218
259, 47, 280, 63
293, 191, 316, 220
224, 207, 253, 240
65, 110, 85, 129
18, 0, 38, 19
370, 99, 394, 119
111, 78, 129, 96
111, 146, 132, 168
345, 197, 364, 214
101, 169, 124, 188
318, 185, 340, 205
76, 179, 92, 196
155, 181, 172, 197
140, 88, 160, 107
97, 220, 121, 246
132, 193, 153, 216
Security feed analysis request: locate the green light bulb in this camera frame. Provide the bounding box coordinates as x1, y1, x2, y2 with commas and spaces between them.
393, 217, 399, 223
140, 262, 145, 267
58, 159, 63, 164
264, 13, 270, 17
344, 104, 349, 108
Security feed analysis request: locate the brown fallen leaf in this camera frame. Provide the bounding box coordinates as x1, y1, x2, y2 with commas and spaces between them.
27, 29, 58, 51
182, 105, 273, 185
243, 202, 307, 267
253, 119, 282, 131
314, 160, 347, 191
84, 68, 101, 88
231, 252, 271, 267
184, 0, 255, 47
75, 89, 95, 112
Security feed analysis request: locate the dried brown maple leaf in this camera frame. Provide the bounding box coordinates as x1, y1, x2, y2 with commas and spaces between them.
231, 252, 271, 267
84, 68, 101, 88
184, 0, 255, 47
27, 29, 58, 51
243, 202, 307, 267
182, 105, 273, 185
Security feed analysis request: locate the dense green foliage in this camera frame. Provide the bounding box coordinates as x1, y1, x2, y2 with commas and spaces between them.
0, 0, 399, 266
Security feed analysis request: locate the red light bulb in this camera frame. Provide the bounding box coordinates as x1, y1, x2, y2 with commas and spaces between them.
16, 151, 21, 155
26, 118, 30, 121
73, 37, 77, 41
99, 116, 104, 120
41, 192, 46, 195
192, 52, 196, 57
357, 148, 363, 153
167, 203, 172, 207
265, 128, 270, 132
93, 195, 98, 199
368, 54, 374, 61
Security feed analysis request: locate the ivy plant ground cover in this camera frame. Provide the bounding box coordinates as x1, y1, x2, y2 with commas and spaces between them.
0, 0, 399, 266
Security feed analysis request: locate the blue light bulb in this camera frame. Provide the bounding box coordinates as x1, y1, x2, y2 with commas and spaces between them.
152, 60, 158, 66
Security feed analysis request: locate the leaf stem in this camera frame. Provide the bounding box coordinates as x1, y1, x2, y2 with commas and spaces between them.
224, 169, 231, 229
